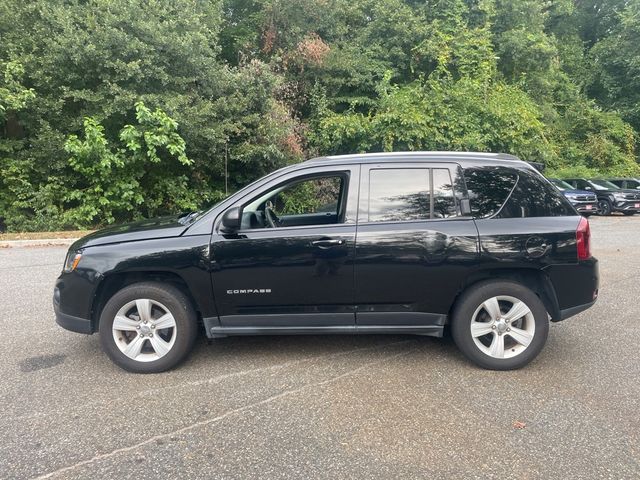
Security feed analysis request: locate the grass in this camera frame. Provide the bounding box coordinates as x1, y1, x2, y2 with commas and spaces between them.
0, 230, 94, 241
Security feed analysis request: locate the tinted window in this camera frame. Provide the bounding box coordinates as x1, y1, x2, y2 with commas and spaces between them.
464, 167, 517, 218
575, 180, 592, 190
368, 169, 430, 222
273, 176, 342, 216
242, 173, 347, 229
591, 179, 619, 190
432, 168, 458, 218
498, 169, 574, 218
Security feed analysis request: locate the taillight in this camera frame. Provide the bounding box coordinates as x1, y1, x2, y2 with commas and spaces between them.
576, 216, 591, 260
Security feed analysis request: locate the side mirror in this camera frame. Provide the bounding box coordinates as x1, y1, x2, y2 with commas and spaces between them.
585, 186, 592, 190
220, 207, 241, 233
460, 198, 472, 216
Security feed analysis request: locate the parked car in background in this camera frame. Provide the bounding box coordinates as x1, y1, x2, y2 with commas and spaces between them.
548, 179, 598, 216
562, 178, 640, 216
606, 178, 640, 190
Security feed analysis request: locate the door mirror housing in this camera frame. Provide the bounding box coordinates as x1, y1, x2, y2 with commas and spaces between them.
460, 198, 472, 216
220, 207, 241, 233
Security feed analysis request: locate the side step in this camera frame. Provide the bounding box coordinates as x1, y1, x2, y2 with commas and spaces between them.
204, 323, 444, 338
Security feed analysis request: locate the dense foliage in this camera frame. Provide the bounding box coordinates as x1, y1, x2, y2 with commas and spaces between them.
1, 0, 639, 231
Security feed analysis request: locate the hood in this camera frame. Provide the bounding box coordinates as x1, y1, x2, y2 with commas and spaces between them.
561, 189, 594, 196
70, 214, 190, 250
598, 188, 640, 197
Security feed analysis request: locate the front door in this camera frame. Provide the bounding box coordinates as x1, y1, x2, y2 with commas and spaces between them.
210, 165, 359, 329
354, 162, 479, 327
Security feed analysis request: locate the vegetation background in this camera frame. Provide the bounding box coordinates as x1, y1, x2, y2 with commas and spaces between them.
1, 0, 639, 231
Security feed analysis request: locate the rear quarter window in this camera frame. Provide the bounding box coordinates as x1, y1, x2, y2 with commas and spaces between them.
464, 166, 575, 219
500, 168, 574, 218
463, 167, 517, 218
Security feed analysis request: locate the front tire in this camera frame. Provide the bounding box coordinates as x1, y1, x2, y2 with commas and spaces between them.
451, 281, 549, 370
597, 199, 612, 216
99, 282, 198, 373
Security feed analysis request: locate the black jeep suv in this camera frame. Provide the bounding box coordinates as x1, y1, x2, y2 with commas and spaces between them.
54, 152, 599, 373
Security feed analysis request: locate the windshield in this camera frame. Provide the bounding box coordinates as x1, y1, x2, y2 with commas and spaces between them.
591, 179, 620, 190
550, 179, 573, 190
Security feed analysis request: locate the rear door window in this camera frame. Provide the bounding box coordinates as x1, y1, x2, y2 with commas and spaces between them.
366, 166, 465, 222
432, 168, 459, 218
368, 169, 430, 222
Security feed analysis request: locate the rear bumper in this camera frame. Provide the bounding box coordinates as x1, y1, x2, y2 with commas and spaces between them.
559, 299, 597, 321
546, 257, 599, 322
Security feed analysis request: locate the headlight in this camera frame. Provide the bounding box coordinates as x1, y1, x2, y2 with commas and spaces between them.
565, 194, 578, 200
613, 193, 626, 200
63, 251, 82, 273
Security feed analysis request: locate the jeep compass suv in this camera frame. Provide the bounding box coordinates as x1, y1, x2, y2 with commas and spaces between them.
54, 152, 599, 372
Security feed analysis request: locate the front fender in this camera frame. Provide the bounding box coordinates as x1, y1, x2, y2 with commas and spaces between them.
55, 235, 216, 331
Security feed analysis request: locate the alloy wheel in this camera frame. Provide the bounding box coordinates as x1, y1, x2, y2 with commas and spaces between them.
470, 295, 535, 359
597, 200, 611, 215
112, 299, 177, 362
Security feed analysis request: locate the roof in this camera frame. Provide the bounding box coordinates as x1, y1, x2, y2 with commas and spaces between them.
304, 151, 524, 166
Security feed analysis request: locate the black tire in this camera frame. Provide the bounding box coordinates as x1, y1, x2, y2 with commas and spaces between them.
451, 280, 549, 370
622, 211, 636, 216
597, 199, 612, 216
99, 282, 198, 373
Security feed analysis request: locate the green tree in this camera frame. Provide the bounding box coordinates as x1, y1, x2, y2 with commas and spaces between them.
63, 102, 195, 227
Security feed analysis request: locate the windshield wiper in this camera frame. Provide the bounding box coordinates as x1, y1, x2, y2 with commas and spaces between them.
178, 211, 201, 225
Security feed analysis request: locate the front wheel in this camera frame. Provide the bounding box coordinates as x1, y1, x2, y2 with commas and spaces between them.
451, 281, 549, 370
597, 199, 612, 216
99, 282, 198, 373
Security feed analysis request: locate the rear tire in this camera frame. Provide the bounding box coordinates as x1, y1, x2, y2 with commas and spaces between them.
451, 281, 549, 370
99, 282, 198, 373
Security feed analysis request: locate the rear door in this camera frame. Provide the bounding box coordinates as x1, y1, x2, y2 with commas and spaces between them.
354, 162, 479, 327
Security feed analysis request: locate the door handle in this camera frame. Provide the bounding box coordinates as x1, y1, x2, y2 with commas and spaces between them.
310, 239, 345, 249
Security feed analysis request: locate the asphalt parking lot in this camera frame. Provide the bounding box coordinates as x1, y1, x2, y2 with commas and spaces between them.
1, 215, 639, 479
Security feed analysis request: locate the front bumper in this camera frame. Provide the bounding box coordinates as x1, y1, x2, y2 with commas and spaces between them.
612, 200, 640, 212
53, 286, 93, 334
572, 201, 598, 214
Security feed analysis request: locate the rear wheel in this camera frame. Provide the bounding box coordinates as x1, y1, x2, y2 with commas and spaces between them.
451, 281, 549, 370
597, 199, 612, 216
99, 282, 198, 373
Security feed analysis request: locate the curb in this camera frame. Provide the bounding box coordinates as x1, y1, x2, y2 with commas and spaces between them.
0, 238, 78, 248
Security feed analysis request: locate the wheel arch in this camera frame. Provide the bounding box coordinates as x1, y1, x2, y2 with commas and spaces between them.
448, 268, 561, 323
91, 271, 203, 331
